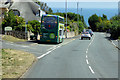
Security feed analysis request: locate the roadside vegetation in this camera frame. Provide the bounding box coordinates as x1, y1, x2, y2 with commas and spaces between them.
49, 12, 86, 34
88, 14, 120, 39
34, 0, 53, 13
2, 11, 41, 38
2, 49, 36, 78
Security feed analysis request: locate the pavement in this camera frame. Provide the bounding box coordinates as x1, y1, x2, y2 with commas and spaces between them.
105, 33, 119, 50
1, 32, 119, 79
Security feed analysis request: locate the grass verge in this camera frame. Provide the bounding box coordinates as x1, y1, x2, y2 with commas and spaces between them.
2, 35, 27, 42
2, 49, 36, 78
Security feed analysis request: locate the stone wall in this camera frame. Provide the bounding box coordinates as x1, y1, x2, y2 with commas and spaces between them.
5, 31, 27, 39
67, 32, 75, 38
63, 31, 77, 38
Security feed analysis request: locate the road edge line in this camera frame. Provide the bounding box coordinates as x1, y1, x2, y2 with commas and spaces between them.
105, 33, 120, 50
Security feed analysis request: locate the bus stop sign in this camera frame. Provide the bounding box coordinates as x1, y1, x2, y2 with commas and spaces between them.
5, 27, 12, 31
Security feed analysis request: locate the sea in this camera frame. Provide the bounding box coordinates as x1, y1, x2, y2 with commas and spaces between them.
52, 8, 118, 26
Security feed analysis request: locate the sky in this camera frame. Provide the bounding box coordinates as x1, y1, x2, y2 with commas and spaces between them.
39, 0, 119, 8
39, 0, 119, 2
45, 2, 118, 8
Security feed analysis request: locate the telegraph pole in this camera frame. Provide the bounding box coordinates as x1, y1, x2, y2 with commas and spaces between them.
81, 8, 83, 22
77, 2, 79, 27
65, 0, 67, 38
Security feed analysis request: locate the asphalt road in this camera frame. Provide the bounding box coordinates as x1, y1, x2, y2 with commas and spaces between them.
2, 32, 118, 79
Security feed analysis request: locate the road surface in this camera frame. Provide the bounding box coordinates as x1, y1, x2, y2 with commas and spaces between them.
2, 32, 118, 79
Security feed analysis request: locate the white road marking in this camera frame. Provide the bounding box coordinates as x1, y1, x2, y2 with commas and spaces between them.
47, 45, 57, 51
85, 34, 96, 74
9, 44, 14, 45
86, 59, 89, 64
96, 78, 100, 80
112, 41, 117, 47
89, 66, 95, 74
87, 49, 88, 51
37, 39, 75, 59
21, 46, 29, 48
10, 42, 13, 43
101, 33, 104, 34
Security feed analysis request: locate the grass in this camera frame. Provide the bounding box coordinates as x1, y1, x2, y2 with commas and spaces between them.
2, 49, 36, 78
2, 35, 27, 42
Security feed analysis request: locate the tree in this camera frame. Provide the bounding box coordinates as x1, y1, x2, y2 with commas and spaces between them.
88, 14, 100, 31
78, 21, 84, 33
14, 15, 25, 31
2, 11, 16, 31
48, 8, 53, 13
2, 11, 25, 31
28, 20, 41, 34
109, 16, 120, 39
102, 14, 107, 21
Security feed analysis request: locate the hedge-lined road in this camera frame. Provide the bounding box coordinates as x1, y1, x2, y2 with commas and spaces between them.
2, 32, 118, 78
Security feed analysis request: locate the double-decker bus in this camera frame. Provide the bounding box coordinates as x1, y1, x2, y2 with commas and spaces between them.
39, 14, 65, 43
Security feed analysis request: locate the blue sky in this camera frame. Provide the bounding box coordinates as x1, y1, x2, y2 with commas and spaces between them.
45, 2, 118, 8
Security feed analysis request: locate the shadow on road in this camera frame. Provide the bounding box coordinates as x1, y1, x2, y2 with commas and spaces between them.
105, 36, 117, 41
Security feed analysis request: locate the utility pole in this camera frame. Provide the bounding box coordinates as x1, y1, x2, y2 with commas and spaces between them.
65, 0, 67, 38
77, 2, 79, 27
118, 1, 120, 16
81, 8, 82, 16
81, 8, 83, 22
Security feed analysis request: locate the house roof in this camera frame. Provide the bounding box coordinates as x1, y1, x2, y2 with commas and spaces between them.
1, 0, 46, 22
9, 0, 40, 21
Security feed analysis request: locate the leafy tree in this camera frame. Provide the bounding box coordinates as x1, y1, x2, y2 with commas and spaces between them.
2, 11, 25, 31
2, 11, 17, 31
102, 14, 107, 21
78, 21, 84, 33
34, 0, 53, 13
109, 16, 120, 39
88, 14, 100, 31
13, 15, 25, 31
28, 20, 41, 34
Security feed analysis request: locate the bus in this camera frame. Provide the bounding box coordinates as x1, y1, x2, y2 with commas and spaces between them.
39, 14, 65, 43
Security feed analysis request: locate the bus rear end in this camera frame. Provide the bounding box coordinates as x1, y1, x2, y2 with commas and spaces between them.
40, 15, 59, 43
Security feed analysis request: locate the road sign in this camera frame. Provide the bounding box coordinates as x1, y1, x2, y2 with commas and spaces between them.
5, 27, 12, 31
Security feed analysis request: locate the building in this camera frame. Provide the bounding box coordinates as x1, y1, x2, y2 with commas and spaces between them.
0, 0, 46, 38
0, 0, 46, 22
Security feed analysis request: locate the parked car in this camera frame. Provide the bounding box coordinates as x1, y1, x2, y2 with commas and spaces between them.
86, 29, 94, 36
81, 32, 91, 40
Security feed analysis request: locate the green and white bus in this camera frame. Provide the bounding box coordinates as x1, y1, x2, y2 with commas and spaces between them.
40, 14, 65, 43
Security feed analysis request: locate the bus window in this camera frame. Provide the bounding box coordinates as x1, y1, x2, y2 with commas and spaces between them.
59, 18, 64, 24
42, 16, 57, 29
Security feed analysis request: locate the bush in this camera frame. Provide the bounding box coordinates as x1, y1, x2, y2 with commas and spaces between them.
110, 16, 120, 39
2, 11, 25, 31
28, 20, 41, 34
